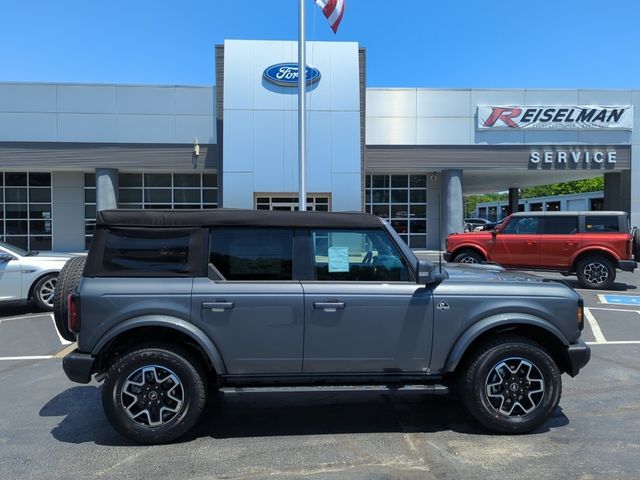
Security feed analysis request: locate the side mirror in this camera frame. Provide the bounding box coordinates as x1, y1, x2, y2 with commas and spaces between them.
0, 253, 14, 263
417, 260, 448, 285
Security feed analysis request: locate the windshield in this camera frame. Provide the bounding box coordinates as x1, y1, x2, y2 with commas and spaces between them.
0, 241, 29, 256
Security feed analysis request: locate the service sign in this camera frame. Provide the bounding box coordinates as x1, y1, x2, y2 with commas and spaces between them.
263, 63, 321, 87
477, 105, 633, 130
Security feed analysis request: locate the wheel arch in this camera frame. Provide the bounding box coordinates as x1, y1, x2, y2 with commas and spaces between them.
444, 315, 571, 375
450, 244, 488, 262
91, 315, 227, 376
27, 269, 60, 301
571, 248, 618, 272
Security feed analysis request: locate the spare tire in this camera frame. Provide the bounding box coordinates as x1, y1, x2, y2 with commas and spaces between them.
633, 227, 640, 262
53, 256, 86, 342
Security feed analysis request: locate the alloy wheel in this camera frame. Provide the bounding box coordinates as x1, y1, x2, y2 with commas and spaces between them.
485, 357, 545, 416
121, 365, 184, 427
583, 262, 609, 286
39, 277, 57, 308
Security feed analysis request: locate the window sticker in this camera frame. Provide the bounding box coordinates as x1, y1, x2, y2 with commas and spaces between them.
328, 246, 349, 272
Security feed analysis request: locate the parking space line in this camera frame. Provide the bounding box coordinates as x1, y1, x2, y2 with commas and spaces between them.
0, 355, 53, 361
54, 343, 77, 358
584, 307, 607, 344
0, 313, 51, 324
588, 307, 640, 314
49, 313, 72, 345
587, 341, 640, 345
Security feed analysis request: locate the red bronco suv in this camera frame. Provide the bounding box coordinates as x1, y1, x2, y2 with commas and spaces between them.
444, 211, 639, 289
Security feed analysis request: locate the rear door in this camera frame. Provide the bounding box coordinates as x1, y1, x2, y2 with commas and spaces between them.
301, 228, 433, 373
538, 215, 580, 268
489, 216, 541, 267
191, 228, 304, 374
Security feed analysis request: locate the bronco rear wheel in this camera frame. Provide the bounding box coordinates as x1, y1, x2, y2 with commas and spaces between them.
459, 335, 561, 434
576, 255, 615, 290
102, 344, 207, 444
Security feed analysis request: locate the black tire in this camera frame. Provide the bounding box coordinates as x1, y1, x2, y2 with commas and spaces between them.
102, 344, 207, 444
458, 335, 562, 434
632, 227, 640, 262
576, 255, 615, 290
52, 256, 86, 342
32, 273, 58, 311
454, 250, 484, 264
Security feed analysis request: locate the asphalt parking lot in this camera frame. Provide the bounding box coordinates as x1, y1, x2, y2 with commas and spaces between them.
1, 267, 640, 480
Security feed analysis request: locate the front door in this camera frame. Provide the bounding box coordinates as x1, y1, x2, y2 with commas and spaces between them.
0, 247, 22, 302
489, 216, 541, 267
191, 227, 303, 374
302, 229, 433, 373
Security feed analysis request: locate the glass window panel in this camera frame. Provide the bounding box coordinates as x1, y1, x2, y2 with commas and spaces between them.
29, 188, 51, 203
85, 222, 96, 235
585, 215, 620, 232
210, 228, 294, 281
84, 188, 96, 203
173, 204, 200, 209
391, 219, 408, 234
391, 190, 408, 203
30, 236, 52, 251
84, 173, 96, 187
119, 173, 142, 187
543, 216, 578, 234
391, 205, 410, 218
6, 220, 28, 234
503, 217, 540, 234
203, 204, 218, 209
29, 220, 52, 235
28, 173, 51, 187
409, 235, 426, 248
372, 204, 389, 217
5, 173, 27, 186
203, 174, 218, 187
315, 204, 328, 212
173, 189, 201, 203
0, 174, 3, 186
103, 231, 191, 273
365, 175, 371, 188
309, 229, 408, 282
5, 188, 27, 203
409, 175, 427, 188
410, 204, 426, 217
144, 173, 172, 187
173, 173, 200, 187
203, 189, 218, 204
5, 236, 28, 250
391, 175, 408, 188
145, 204, 172, 209
0, 223, 3, 235
410, 220, 427, 233
399, 234, 408, 245
410, 189, 426, 203
144, 189, 172, 203
365, 191, 371, 203
85, 205, 96, 219
6, 204, 27, 218
372, 175, 389, 188
371, 190, 389, 203
30, 205, 52, 220
119, 204, 142, 210
119, 189, 142, 203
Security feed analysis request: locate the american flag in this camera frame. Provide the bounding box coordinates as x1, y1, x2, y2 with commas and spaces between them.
315, 0, 345, 33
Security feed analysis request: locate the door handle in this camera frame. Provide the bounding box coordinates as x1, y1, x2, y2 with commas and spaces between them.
525, 241, 536, 246
313, 301, 345, 312
202, 301, 234, 312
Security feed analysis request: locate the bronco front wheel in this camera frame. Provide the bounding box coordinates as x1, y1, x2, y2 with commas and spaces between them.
102, 344, 207, 444
459, 335, 562, 434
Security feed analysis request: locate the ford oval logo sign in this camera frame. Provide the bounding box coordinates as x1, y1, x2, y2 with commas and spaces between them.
263, 63, 321, 87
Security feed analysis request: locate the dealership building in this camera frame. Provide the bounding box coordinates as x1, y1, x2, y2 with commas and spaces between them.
0, 39, 638, 251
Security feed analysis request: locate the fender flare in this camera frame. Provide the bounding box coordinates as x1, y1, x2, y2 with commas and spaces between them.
450, 243, 489, 261
570, 246, 619, 267
91, 315, 227, 374
443, 313, 569, 373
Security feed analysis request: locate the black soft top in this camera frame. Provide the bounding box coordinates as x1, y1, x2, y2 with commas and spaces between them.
96, 209, 383, 229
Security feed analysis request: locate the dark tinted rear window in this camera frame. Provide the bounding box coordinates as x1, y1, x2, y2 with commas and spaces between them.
584, 215, 620, 232
102, 231, 191, 273
543, 216, 578, 234
209, 228, 293, 281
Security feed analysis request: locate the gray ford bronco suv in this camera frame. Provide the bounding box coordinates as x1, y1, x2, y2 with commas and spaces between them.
55, 209, 590, 444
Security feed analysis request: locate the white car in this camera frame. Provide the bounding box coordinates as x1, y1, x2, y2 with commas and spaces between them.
0, 242, 72, 311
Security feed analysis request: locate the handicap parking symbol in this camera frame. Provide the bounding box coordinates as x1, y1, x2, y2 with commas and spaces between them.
601, 295, 640, 306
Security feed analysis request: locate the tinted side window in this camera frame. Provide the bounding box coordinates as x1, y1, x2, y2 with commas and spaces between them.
209, 228, 293, 281
584, 215, 620, 232
103, 231, 190, 273
543, 216, 578, 234
310, 229, 408, 281
502, 217, 540, 234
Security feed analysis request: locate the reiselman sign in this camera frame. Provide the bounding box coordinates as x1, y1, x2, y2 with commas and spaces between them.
477, 105, 633, 130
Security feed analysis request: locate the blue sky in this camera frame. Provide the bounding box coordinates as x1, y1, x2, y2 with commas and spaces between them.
1, 0, 638, 88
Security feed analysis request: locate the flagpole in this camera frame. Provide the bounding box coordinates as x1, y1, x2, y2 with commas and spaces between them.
298, 0, 307, 212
